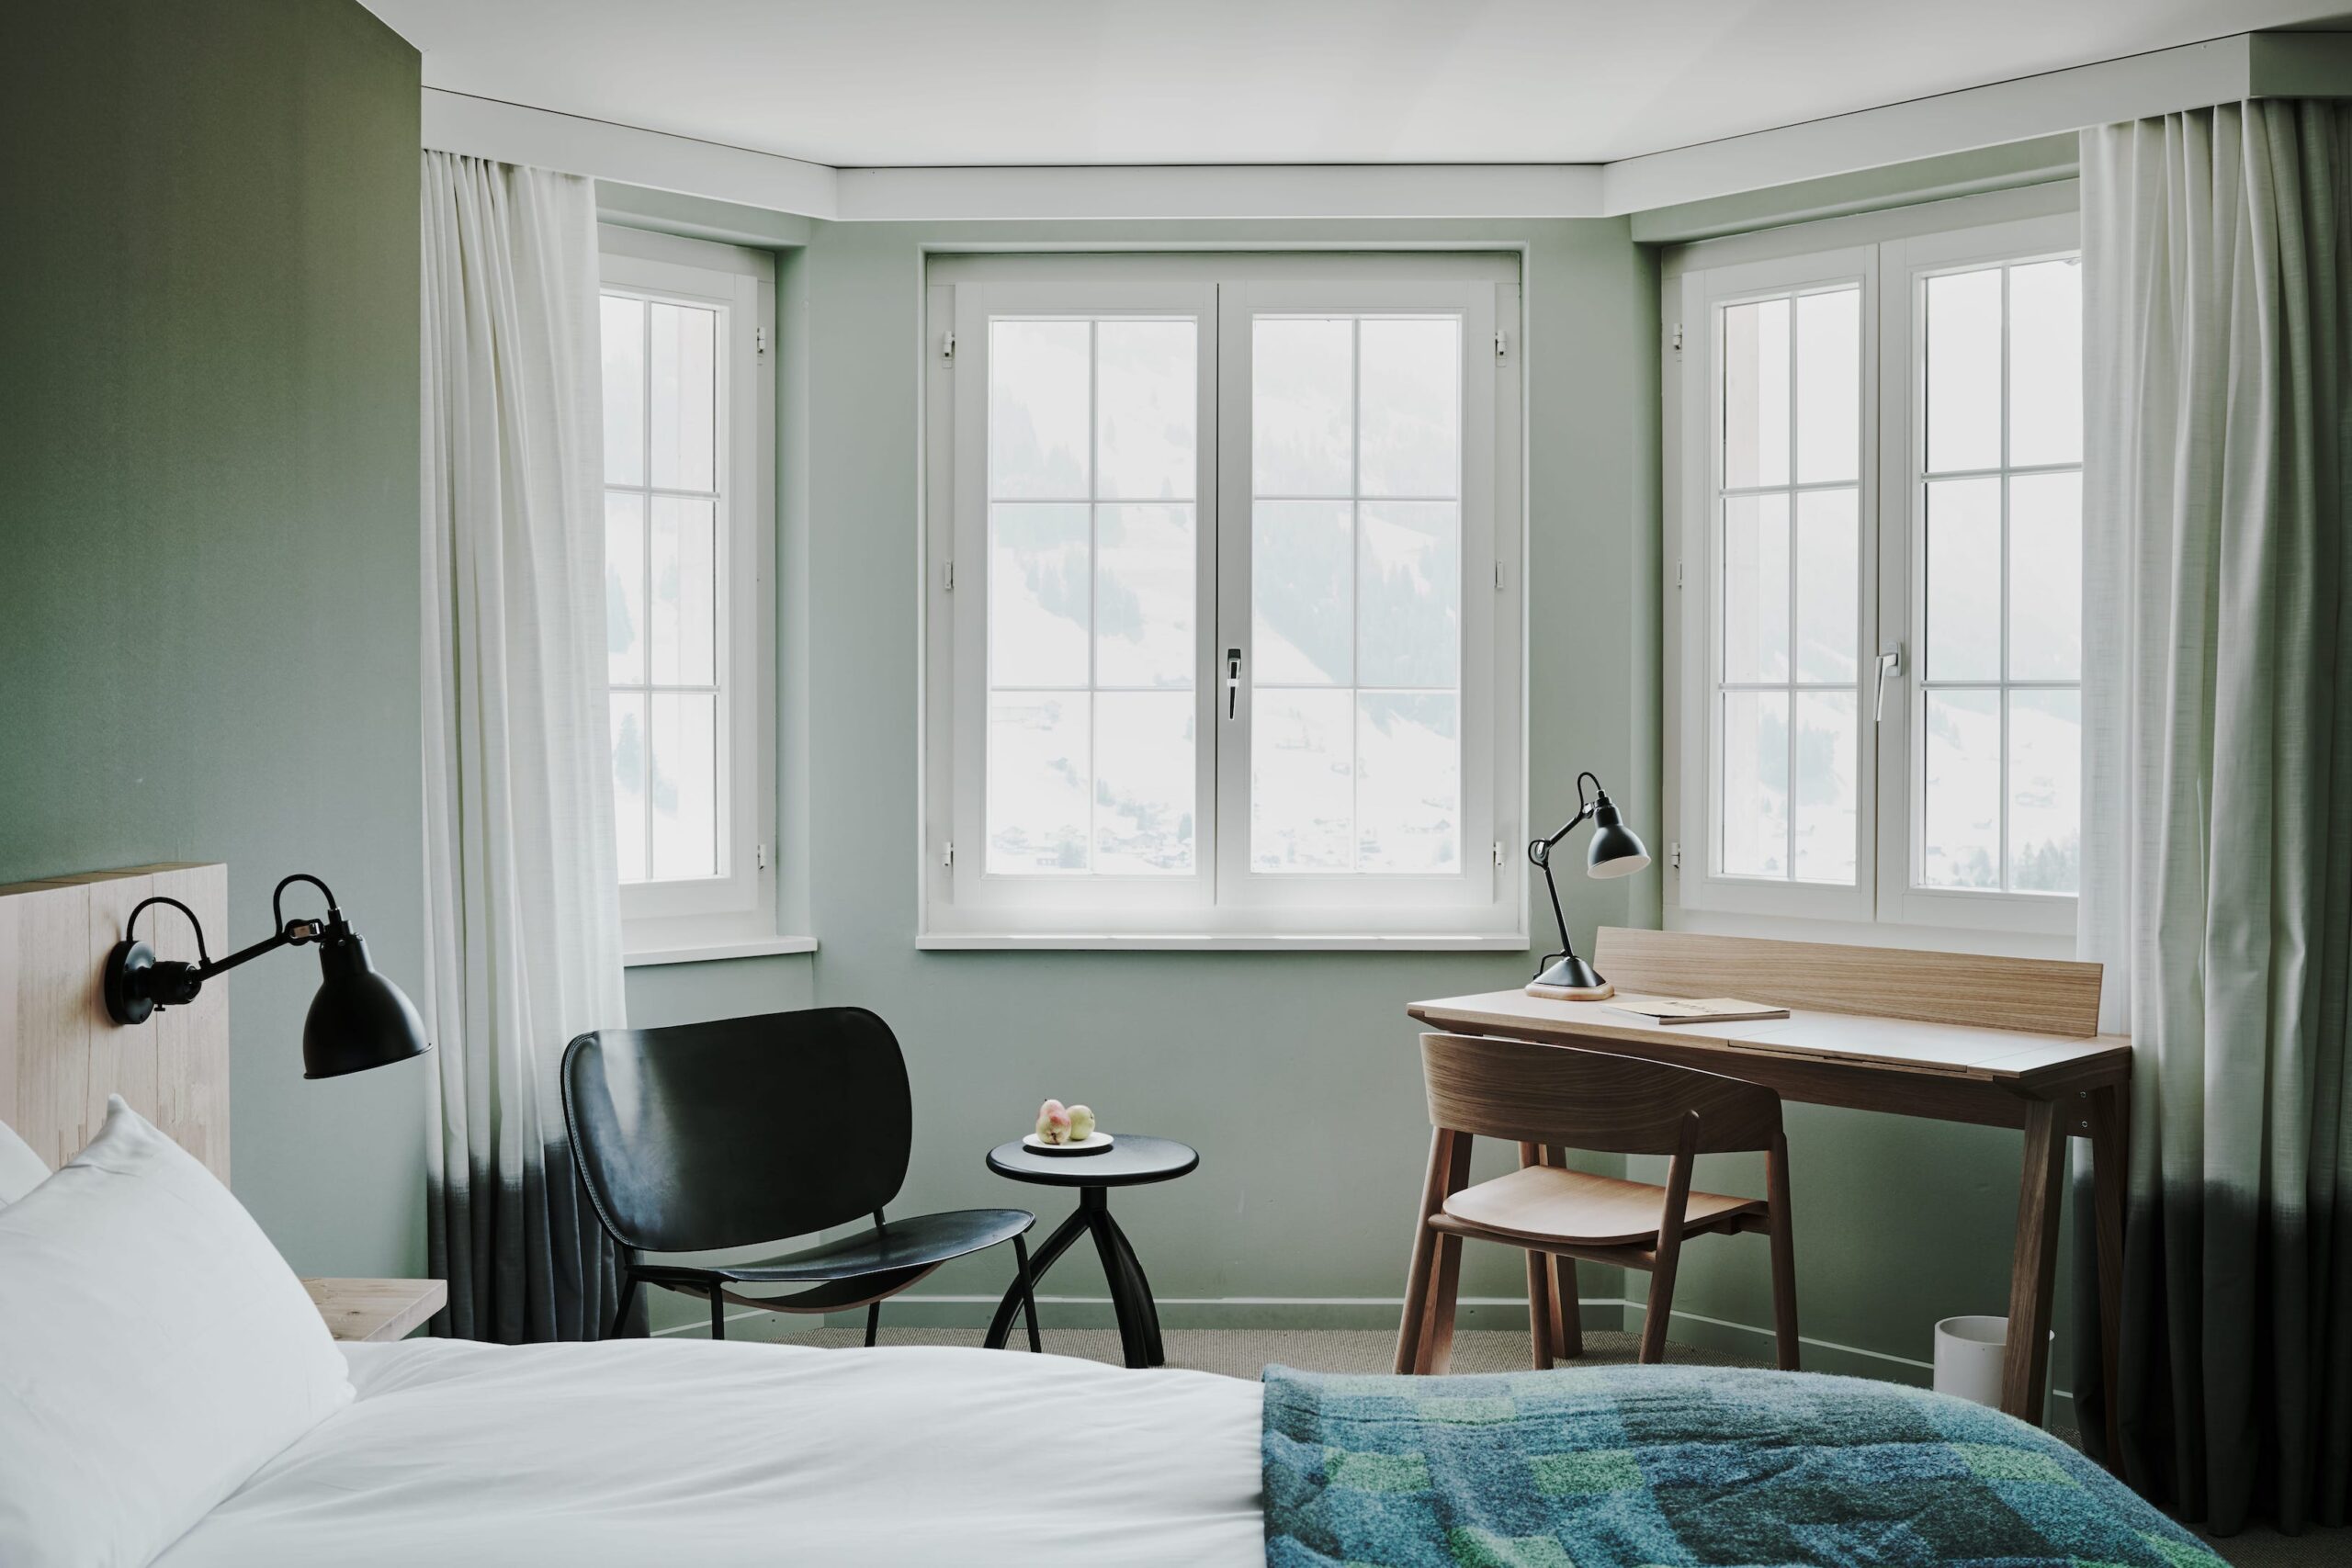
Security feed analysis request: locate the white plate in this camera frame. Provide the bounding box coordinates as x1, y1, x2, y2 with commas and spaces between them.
1021, 1132, 1114, 1157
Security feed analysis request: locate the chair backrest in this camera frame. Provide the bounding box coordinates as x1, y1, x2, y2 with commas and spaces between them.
561, 1008, 913, 1254
1419, 1032, 1781, 1155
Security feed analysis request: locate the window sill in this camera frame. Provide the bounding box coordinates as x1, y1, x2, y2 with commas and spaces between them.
916, 931, 1528, 953
622, 936, 820, 967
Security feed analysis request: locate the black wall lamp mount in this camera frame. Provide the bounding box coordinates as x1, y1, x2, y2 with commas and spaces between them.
104, 873, 433, 1079
1527, 771, 1652, 1001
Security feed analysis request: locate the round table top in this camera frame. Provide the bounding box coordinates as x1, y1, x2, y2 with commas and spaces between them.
986, 1134, 1198, 1188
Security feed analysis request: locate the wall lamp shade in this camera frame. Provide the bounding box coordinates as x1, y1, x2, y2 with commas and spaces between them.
1527, 773, 1652, 1000
102, 874, 432, 1079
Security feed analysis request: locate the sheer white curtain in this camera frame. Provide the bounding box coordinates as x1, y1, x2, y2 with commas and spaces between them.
419, 151, 631, 1343
2075, 101, 2351, 1533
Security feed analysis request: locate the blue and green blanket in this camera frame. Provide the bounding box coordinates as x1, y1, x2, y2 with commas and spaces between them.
1262, 1364, 2222, 1568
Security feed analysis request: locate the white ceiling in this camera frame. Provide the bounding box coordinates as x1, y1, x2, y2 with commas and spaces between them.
366, 1, 2349, 169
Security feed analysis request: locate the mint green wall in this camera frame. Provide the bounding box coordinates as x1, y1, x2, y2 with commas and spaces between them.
626, 216, 1660, 1337
0, 2, 427, 1277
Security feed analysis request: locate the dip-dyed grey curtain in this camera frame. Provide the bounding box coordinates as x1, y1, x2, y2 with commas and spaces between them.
419, 152, 634, 1343
2073, 101, 2351, 1534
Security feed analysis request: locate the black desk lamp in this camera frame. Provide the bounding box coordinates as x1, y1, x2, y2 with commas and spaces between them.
1527, 772, 1651, 1000
102, 874, 433, 1079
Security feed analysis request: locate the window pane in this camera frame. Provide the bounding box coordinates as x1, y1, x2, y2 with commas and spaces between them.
1793, 488, 1858, 684
988, 694, 1090, 873
649, 497, 716, 688
1357, 693, 1458, 873
1926, 477, 2001, 681
605, 491, 645, 686
1094, 691, 1193, 874
2009, 689, 2080, 893
1357, 502, 1459, 689
1720, 691, 1789, 877
1094, 504, 1193, 689
649, 302, 717, 492
2008, 471, 2081, 681
2009, 259, 2082, 468
989, 503, 1090, 688
1253, 500, 1351, 685
991, 320, 1090, 500
1926, 267, 2001, 473
1251, 688, 1352, 872
609, 693, 647, 883
600, 295, 644, 486
1253, 318, 1352, 496
1722, 493, 1790, 682
1095, 320, 1194, 502
1795, 288, 1860, 484
1922, 688, 2000, 888
1722, 298, 1790, 490
648, 691, 718, 880
1792, 691, 1857, 884
1359, 318, 1459, 498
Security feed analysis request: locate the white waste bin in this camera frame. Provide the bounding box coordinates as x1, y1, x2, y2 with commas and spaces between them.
1933, 1314, 2018, 1407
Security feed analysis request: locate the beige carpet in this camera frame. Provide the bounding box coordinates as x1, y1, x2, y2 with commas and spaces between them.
789, 1324, 2342, 1567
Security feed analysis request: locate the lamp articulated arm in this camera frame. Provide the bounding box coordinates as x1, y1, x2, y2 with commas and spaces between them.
109, 876, 343, 1019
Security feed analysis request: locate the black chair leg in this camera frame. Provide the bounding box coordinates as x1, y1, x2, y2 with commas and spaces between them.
710, 1286, 726, 1341
1012, 1233, 1042, 1353
608, 1268, 640, 1341
865, 1300, 882, 1348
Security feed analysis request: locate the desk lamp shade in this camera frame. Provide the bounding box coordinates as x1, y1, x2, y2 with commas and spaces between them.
1586, 799, 1651, 879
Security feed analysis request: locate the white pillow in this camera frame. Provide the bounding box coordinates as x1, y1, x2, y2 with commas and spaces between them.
0, 1116, 48, 1206
0, 1096, 354, 1568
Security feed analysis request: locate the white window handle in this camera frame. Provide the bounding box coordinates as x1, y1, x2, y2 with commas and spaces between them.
1874, 643, 1905, 722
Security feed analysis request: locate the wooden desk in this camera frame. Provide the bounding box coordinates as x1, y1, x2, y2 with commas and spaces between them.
1409, 928, 2129, 1438
303, 1278, 447, 1342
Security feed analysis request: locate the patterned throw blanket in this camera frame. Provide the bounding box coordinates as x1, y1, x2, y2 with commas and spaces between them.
1262, 1364, 2222, 1568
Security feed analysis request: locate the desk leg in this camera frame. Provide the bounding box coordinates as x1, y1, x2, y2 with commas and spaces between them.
2001, 1098, 2068, 1424
2086, 1084, 2128, 1462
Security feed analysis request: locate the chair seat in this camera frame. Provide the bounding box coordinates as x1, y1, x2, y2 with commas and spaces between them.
633, 1208, 1035, 1287
1436, 1165, 1764, 1248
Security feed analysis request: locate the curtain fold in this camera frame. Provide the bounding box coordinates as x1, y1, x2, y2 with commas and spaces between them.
419, 151, 633, 1344
2073, 99, 2352, 1534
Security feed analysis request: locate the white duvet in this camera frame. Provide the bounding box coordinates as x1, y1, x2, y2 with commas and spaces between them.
153, 1338, 1264, 1567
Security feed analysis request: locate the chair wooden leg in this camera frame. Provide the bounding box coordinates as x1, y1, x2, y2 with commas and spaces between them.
1396, 1129, 1467, 1374
1525, 1244, 1555, 1370
1518, 1144, 1554, 1371
1421, 1233, 1465, 1374
1553, 1256, 1581, 1359
1638, 1116, 1699, 1365
1766, 1131, 1800, 1371
1545, 1145, 1581, 1359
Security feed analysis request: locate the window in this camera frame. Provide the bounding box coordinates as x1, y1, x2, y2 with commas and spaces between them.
1668, 211, 2080, 937
598, 226, 775, 955
923, 254, 1522, 946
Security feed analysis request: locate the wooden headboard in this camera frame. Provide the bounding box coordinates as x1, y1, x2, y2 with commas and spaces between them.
0, 863, 230, 1180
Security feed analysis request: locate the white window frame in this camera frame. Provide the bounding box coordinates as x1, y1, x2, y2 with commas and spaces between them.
921, 252, 1524, 949
599, 225, 778, 958
1666, 205, 2080, 942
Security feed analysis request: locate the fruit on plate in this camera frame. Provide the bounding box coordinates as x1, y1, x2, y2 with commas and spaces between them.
1067, 1104, 1096, 1142
1035, 1099, 1071, 1145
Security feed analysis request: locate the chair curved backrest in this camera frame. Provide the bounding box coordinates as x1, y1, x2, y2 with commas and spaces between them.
561, 1008, 914, 1254
1419, 1032, 1781, 1155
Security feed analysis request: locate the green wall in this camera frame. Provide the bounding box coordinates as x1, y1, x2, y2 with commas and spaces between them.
617, 214, 1661, 1335
0, 2, 427, 1277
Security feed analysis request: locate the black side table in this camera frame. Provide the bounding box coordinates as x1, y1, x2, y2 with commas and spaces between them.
981, 1134, 1198, 1369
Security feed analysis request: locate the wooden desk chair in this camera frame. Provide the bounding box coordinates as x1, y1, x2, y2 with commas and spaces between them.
1395, 1031, 1798, 1375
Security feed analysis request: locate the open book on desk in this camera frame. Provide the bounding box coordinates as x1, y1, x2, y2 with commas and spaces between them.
1599, 994, 1791, 1026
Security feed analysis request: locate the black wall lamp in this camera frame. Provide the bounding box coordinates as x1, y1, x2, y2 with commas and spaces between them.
103, 874, 433, 1079
1527, 771, 1652, 1000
